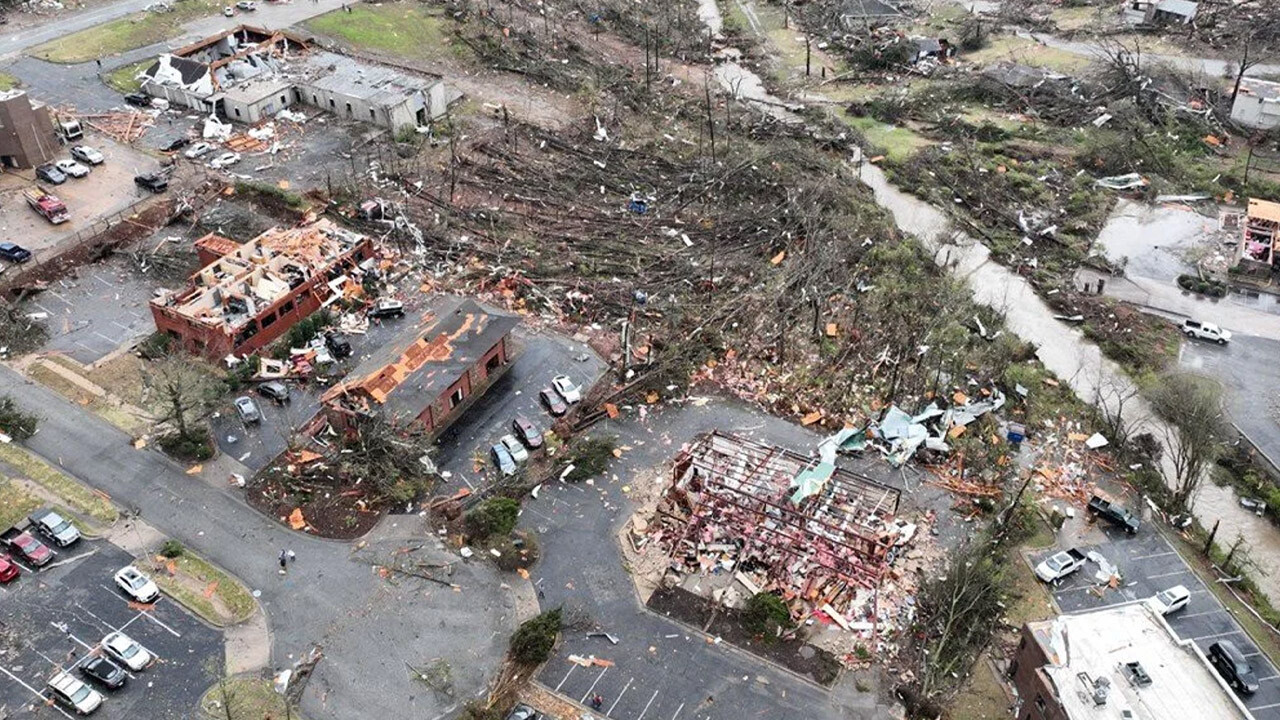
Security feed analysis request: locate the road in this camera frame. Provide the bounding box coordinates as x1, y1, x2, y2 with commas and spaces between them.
0, 365, 514, 720
1181, 334, 1280, 469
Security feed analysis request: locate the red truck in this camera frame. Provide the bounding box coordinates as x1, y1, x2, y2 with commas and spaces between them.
24, 187, 69, 224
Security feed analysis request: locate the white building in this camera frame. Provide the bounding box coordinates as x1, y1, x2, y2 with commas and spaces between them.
1232, 78, 1280, 131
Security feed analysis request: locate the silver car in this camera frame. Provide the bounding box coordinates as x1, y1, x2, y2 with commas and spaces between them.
234, 396, 261, 424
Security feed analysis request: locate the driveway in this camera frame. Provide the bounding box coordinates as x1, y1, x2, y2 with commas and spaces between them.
1036, 521, 1280, 717
0, 539, 222, 719
0, 365, 514, 720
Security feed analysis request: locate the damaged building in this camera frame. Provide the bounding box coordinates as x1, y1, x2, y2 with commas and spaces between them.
150, 220, 374, 360
321, 298, 518, 437
0, 90, 61, 169
1240, 198, 1280, 269
1231, 77, 1280, 131
140, 25, 460, 128
1010, 603, 1249, 719
647, 431, 905, 632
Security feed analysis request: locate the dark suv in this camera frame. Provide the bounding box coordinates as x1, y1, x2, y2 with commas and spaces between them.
134, 172, 169, 193
326, 333, 352, 359
1209, 640, 1259, 694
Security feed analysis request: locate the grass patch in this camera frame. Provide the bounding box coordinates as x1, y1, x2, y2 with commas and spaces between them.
0, 443, 117, 525
28, 362, 149, 436
840, 113, 932, 162
200, 675, 305, 719
0, 476, 42, 529
1048, 5, 1101, 32
304, 4, 463, 63
963, 34, 1094, 73
103, 60, 151, 93
948, 654, 1012, 720
151, 550, 257, 626
1003, 553, 1056, 628
0, 72, 20, 91
28, 0, 222, 64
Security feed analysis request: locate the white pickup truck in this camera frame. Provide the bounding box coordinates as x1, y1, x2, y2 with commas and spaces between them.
1035, 548, 1087, 584
1182, 319, 1231, 345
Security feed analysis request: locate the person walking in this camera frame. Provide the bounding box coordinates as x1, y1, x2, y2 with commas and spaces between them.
279, 549, 288, 574
590, 694, 603, 710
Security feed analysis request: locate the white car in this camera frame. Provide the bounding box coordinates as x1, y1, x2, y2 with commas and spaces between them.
54, 159, 90, 178
70, 145, 105, 165
48, 671, 104, 714
236, 0, 256, 9
551, 375, 581, 404
1149, 585, 1190, 615
114, 565, 160, 603
209, 152, 240, 169
1182, 319, 1231, 345
500, 434, 529, 463
184, 141, 214, 159
102, 631, 153, 671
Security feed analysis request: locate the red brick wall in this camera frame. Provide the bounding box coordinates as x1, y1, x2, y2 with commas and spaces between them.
1009, 626, 1070, 720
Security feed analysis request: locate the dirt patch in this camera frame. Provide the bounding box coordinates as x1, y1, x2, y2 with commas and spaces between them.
646, 585, 843, 686
246, 464, 385, 540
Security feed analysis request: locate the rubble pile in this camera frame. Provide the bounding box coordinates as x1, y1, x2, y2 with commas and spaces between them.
636, 431, 941, 659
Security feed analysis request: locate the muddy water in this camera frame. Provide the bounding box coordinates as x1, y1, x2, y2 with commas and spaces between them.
694, 0, 1280, 600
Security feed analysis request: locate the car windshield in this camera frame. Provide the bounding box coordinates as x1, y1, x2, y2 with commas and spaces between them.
70, 684, 90, 703
1046, 556, 1065, 571
1156, 590, 1176, 605
116, 641, 138, 659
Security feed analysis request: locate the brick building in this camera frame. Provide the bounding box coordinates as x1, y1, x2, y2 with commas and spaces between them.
322, 298, 518, 436
1009, 603, 1249, 720
149, 220, 373, 360
0, 90, 60, 169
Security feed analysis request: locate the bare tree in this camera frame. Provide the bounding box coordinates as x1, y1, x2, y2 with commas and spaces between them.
1231, 28, 1266, 106
1093, 372, 1141, 447
1148, 372, 1225, 513
144, 354, 222, 442
332, 414, 436, 503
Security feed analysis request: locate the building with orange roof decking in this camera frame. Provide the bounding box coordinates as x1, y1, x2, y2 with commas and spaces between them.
322, 298, 518, 436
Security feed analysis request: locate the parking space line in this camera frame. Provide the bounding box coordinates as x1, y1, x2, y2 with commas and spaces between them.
555, 664, 576, 692
76, 602, 121, 633
1192, 630, 1248, 642
1255, 674, 1279, 682
1130, 551, 1177, 561
1145, 569, 1192, 580
635, 689, 660, 720
670, 702, 685, 720
607, 677, 634, 716
0, 665, 74, 719
1177, 609, 1227, 620
1250, 702, 1280, 711
580, 667, 609, 704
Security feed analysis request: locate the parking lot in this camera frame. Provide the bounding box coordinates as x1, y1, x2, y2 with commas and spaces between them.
0, 133, 164, 260
24, 253, 159, 364
1037, 521, 1280, 717
0, 538, 223, 719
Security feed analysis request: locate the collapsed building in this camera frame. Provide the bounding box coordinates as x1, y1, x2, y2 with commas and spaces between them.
647, 431, 906, 631
1240, 198, 1280, 270
140, 26, 460, 128
0, 90, 61, 169
149, 220, 374, 360
321, 298, 518, 437
1231, 77, 1280, 131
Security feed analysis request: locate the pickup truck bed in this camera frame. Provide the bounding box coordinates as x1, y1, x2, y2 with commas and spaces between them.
1035, 548, 1087, 584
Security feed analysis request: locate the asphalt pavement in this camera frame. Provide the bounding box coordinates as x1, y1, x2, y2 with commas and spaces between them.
1180, 334, 1280, 470
1036, 519, 1280, 717
0, 364, 514, 720
0, 539, 222, 719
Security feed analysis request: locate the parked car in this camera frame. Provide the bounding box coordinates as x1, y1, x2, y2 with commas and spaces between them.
1148, 585, 1190, 616
123, 92, 151, 107
134, 172, 168, 193
29, 508, 80, 547
102, 631, 153, 671
491, 443, 517, 476
36, 164, 66, 184
209, 152, 241, 169
1034, 548, 1086, 584
539, 388, 567, 417
501, 434, 529, 463
222, 5, 233, 15
506, 705, 541, 720
367, 298, 405, 319
0, 242, 32, 263
47, 671, 104, 715
0, 554, 19, 583
161, 136, 189, 152
234, 396, 261, 424
113, 565, 159, 603
257, 381, 290, 404
1086, 494, 1140, 534
235, 0, 256, 9
551, 374, 581, 404
70, 145, 105, 165
2, 527, 53, 566
80, 656, 127, 690
1209, 640, 1259, 694
325, 333, 352, 359
1182, 319, 1231, 345
184, 141, 214, 159
54, 159, 90, 179
512, 416, 543, 449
